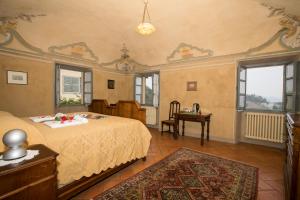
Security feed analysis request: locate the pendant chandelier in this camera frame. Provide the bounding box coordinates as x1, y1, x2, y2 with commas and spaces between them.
136, 0, 155, 35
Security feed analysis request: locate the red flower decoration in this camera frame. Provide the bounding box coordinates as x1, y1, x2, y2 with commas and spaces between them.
61, 116, 67, 121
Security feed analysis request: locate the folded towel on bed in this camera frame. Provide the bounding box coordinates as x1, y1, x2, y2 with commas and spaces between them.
43, 114, 88, 128
43, 117, 88, 128
30, 116, 55, 123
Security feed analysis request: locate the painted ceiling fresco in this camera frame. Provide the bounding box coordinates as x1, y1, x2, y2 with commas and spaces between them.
0, 0, 299, 69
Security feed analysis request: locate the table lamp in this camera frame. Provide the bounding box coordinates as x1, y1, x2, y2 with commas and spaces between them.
2, 129, 27, 160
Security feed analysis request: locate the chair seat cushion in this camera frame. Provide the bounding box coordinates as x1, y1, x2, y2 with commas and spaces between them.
162, 120, 175, 124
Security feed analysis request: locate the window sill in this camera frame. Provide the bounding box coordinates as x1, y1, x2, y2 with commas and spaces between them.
238, 109, 284, 114
57, 104, 86, 107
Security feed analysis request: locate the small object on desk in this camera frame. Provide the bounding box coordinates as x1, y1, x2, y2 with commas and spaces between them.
2, 129, 27, 160
192, 103, 200, 113
183, 108, 192, 112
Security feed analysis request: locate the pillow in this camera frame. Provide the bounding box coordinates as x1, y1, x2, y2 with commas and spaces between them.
0, 111, 46, 152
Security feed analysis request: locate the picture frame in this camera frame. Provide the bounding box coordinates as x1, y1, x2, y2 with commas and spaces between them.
7, 70, 28, 85
187, 81, 197, 91
108, 79, 115, 89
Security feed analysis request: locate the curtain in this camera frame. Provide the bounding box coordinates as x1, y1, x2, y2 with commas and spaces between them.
153, 73, 159, 107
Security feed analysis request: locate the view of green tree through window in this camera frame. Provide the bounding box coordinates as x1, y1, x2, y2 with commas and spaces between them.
246, 66, 283, 111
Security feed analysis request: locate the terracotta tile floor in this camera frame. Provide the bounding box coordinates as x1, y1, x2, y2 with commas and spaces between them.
72, 128, 285, 200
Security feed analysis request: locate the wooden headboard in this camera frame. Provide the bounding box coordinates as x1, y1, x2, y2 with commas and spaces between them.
116, 100, 146, 124
88, 99, 109, 114
89, 99, 146, 124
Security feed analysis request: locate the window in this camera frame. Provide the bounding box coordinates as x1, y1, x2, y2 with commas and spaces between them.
135, 77, 142, 103
63, 76, 80, 93
246, 66, 283, 111
55, 63, 92, 106
237, 63, 297, 112
135, 73, 159, 107
145, 76, 154, 105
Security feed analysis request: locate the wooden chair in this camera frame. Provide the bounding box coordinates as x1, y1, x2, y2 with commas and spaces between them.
161, 101, 180, 134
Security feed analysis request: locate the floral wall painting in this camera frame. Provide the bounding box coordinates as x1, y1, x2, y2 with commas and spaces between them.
187, 81, 197, 91
180, 47, 194, 59
167, 43, 214, 63
7, 70, 28, 85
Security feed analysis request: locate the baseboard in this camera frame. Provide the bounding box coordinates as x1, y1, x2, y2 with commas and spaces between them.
147, 124, 159, 129
182, 132, 237, 144
239, 137, 285, 149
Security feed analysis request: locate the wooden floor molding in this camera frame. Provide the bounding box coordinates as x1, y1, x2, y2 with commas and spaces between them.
73, 128, 285, 200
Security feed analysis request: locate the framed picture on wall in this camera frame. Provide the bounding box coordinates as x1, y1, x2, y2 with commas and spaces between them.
108, 79, 115, 89
7, 70, 28, 85
187, 81, 197, 91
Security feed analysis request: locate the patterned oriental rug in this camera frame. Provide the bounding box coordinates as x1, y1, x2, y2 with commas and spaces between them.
94, 148, 258, 200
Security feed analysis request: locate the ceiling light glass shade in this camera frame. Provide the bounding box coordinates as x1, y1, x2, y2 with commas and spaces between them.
137, 22, 156, 35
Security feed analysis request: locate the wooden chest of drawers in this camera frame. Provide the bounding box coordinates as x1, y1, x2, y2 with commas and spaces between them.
285, 113, 300, 200
0, 144, 58, 200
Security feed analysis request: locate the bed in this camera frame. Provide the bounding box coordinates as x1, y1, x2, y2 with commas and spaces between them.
0, 111, 152, 199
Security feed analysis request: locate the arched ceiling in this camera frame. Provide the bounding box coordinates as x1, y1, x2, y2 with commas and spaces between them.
0, 0, 299, 66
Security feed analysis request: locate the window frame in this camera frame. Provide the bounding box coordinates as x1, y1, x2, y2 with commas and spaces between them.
135, 76, 143, 104
236, 66, 247, 111
145, 75, 154, 106
134, 72, 158, 106
55, 63, 93, 107
284, 62, 297, 113
237, 60, 294, 113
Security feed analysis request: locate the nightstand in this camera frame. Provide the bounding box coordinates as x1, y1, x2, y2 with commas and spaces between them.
0, 144, 58, 200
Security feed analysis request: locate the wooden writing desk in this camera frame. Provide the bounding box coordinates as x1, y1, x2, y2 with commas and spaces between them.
174, 112, 212, 145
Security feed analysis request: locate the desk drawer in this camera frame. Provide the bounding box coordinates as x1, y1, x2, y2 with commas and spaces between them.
1, 175, 57, 200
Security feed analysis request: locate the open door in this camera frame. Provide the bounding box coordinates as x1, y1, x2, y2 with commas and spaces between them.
134, 73, 160, 127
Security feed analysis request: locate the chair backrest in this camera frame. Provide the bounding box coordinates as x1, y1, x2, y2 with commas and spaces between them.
169, 100, 180, 120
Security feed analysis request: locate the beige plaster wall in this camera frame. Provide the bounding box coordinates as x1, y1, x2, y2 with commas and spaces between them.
0, 54, 55, 117
93, 70, 134, 104
160, 63, 237, 143
0, 54, 133, 117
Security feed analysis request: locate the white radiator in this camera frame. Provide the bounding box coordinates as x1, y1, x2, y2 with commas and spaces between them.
245, 112, 284, 143
142, 106, 157, 125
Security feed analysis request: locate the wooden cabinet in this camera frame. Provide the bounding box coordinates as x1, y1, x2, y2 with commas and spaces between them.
285, 113, 300, 200
0, 144, 58, 200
